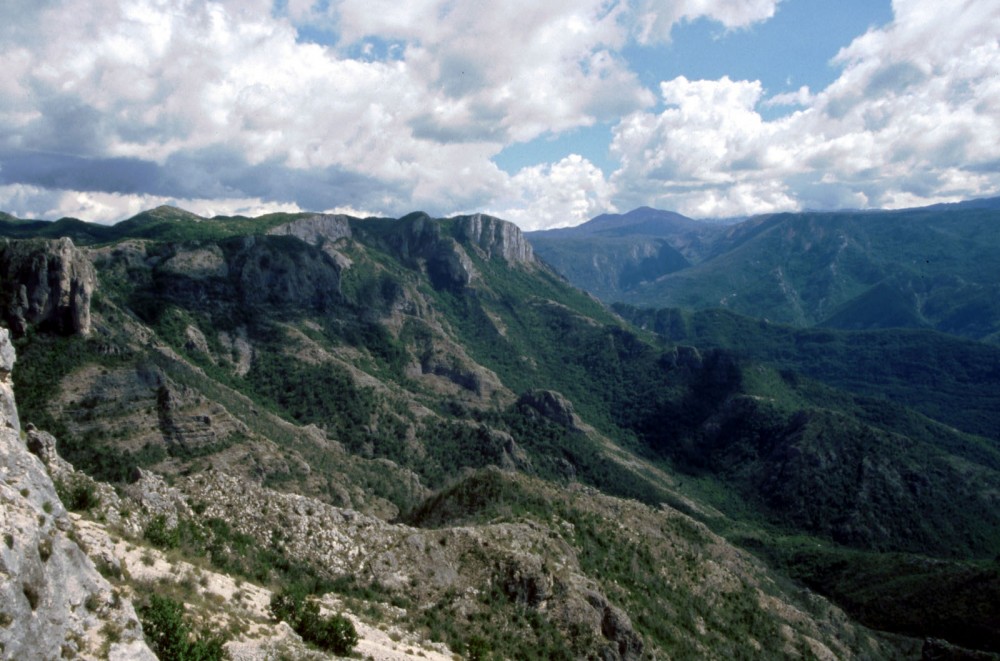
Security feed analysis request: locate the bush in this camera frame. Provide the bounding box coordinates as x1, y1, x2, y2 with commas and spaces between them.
143, 514, 180, 549
269, 588, 358, 655
138, 594, 226, 660
55, 478, 101, 512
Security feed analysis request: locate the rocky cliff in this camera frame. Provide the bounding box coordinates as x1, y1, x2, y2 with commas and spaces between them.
454, 213, 535, 265
0, 328, 154, 660
0, 238, 95, 337
266, 213, 353, 246
381, 212, 536, 290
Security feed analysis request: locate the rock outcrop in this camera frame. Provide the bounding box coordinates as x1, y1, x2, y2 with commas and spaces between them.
453, 213, 535, 266
266, 213, 353, 246
233, 236, 344, 307
0, 330, 18, 435
385, 213, 476, 287
0, 328, 155, 659
160, 244, 228, 279
183, 469, 643, 659
156, 381, 249, 453
385, 212, 535, 289
0, 238, 96, 337
516, 389, 582, 430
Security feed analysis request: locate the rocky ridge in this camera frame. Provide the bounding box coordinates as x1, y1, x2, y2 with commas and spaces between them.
265, 213, 353, 246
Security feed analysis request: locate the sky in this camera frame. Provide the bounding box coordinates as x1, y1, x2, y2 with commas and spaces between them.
1, 0, 998, 229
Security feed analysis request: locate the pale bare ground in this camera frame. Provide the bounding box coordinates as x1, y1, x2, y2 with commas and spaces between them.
74, 517, 456, 660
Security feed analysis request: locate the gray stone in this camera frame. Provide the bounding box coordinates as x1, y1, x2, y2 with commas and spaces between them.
0, 340, 154, 660
516, 389, 580, 430
0, 328, 18, 433
0, 237, 96, 337
454, 213, 535, 265
267, 213, 352, 246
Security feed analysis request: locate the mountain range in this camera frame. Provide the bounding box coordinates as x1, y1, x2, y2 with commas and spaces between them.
528, 201, 1000, 343
0, 202, 998, 658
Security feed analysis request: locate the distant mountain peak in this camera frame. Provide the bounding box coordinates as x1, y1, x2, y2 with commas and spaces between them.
128, 205, 205, 223
528, 206, 701, 239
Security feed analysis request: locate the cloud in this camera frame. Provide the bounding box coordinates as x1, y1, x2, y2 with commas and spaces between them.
764, 86, 813, 108
0, 145, 403, 213
330, 0, 653, 143
609, 76, 801, 216
487, 154, 617, 230
2, 0, 775, 225
2, 0, 997, 228
608, 0, 1000, 216
630, 0, 782, 43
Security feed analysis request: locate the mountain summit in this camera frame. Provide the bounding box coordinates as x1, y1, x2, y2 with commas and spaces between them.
531, 201, 1000, 343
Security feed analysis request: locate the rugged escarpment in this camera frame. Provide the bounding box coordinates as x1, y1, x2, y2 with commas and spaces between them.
453, 213, 534, 265
379, 212, 537, 288
0, 238, 95, 337
266, 213, 353, 246
0, 328, 153, 660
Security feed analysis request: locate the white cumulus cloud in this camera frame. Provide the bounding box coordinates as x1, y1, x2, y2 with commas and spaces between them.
630, 0, 782, 43
1, 0, 997, 226
608, 0, 1000, 216
488, 154, 617, 230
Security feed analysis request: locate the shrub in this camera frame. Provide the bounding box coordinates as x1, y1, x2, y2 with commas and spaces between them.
56, 478, 101, 512
138, 594, 226, 661
143, 514, 180, 549
269, 588, 358, 656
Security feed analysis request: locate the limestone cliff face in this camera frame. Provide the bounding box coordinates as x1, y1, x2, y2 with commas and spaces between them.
386, 213, 535, 289
0, 238, 96, 337
0, 328, 154, 660
453, 213, 535, 266
232, 236, 344, 307
387, 213, 477, 287
266, 213, 353, 246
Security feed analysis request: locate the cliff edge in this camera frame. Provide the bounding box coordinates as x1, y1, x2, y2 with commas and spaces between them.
0, 327, 154, 660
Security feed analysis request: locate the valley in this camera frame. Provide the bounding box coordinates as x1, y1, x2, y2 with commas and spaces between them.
1, 203, 998, 659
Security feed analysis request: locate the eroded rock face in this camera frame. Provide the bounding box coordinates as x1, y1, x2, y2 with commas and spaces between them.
580, 591, 645, 661
161, 244, 228, 279
0, 238, 96, 337
454, 213, 535, 266
0, 329, 155, 660
0, 328, 19, 434
516, 389, 581, 430
386, 213, 535, 289
233, 236, 343, 308
156, 381, 250, 453
266, 213, 353, 246
386, 213, 477, 287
